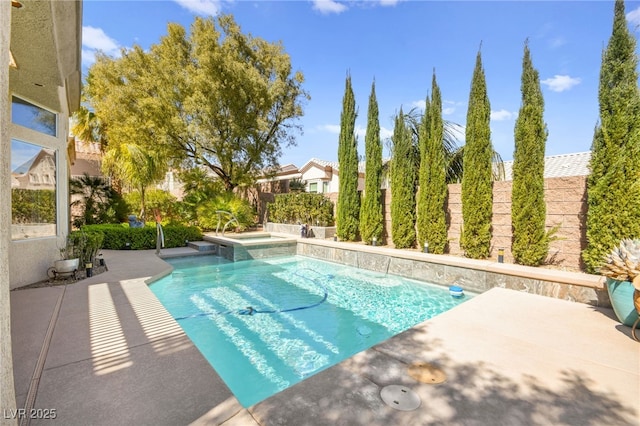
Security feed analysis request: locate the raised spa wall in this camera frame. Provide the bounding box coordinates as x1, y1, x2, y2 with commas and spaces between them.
295, 238, 608, 307
203, 233, 297, 262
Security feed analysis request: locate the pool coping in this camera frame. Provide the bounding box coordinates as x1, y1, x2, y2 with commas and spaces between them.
295, 238, 607, 307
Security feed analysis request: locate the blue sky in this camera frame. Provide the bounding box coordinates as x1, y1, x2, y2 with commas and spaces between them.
82, 0, 640, 168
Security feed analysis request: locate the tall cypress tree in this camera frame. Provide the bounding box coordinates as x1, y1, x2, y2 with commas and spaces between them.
461, 50, 493, 259
417, 72, 448, 253
512, 41, 549, 266
390, 108, 417, 249
336, 74, 360, 241
359, 81, 384, 245
583, 0, 640, 272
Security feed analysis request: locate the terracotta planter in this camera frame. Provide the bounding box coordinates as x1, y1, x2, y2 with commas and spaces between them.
606, 278, 640, 327
54, 258, 79, 274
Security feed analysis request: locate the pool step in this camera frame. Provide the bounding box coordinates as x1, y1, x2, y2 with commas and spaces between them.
187, 241, 218, 252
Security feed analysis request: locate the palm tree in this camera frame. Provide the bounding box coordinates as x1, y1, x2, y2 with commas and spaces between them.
70, 173, 125, 227
102, 143, 167, 219
399, 108, 504, 183
71, 104, 107, 150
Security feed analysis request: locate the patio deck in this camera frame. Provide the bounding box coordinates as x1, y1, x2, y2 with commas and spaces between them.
10, 249, 639, 425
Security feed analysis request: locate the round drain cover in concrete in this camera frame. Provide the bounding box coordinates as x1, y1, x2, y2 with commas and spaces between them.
380, 385, 421, 411
407, 362, 447, 384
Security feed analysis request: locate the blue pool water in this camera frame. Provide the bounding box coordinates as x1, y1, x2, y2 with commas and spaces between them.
149, 255, 473, 407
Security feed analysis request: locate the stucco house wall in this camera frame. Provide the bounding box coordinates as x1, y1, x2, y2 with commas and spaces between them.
2, 0, 82, 417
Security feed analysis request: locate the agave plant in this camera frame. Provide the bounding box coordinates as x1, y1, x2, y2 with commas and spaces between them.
599, 239, 640, 284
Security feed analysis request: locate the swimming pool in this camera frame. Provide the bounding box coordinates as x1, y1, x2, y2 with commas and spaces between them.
149, 255, 473, 407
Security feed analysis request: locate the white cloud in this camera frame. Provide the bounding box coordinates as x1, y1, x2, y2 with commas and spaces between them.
379, 0, 402, 6
490, 109, 515, 121
318, 124, 341, 134
541, 75, 581, 92
312, 0, 348, 15
380, 126, 393, 140
548, 36, 566, 49
627, 7, 640, 28
82, 26, 121, 66
410, 99, 458, 115
173, 0, 222, 16
411, 99, 426, 110
82, 26, 119, 53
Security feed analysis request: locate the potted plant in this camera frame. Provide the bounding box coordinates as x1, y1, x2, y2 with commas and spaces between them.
599, 239, 640, 327
55, 235, 80, 274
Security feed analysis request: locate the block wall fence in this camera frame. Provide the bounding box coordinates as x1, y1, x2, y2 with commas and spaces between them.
378, 176, 587, 271
261, 175, 587, 272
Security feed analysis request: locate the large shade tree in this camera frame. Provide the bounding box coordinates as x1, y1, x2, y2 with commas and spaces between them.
85, 14, 309, 192
583, 0, 640, 272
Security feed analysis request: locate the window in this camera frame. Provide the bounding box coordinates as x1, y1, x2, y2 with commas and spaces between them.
11, 139, 57, 240
322, 181, 329, 193
11, 96, 57, 136
309, 182, 318, 193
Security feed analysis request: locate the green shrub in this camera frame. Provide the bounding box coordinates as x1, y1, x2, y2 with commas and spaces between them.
124, 189, 182, 224
196, 193, 256, 231
11, 188, 55, 224
268, 193, 334, 226
67, 230, 105, 266
82, 224, 202, 250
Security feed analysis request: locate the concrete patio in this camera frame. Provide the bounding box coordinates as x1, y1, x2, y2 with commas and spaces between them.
10, 249, 639, 425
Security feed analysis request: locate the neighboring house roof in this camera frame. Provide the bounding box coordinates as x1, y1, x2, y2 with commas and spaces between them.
12, 148, 55, 174
500, 151, 591, 181
257, 163, 302, 182
300, 157, 367, 175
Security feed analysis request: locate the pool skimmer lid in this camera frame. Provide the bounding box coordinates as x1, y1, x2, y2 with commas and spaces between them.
407, 362, 447, 384
380, 385, 421, 411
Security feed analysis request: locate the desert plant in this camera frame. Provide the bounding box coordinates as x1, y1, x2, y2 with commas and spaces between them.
599, 239, 640, 282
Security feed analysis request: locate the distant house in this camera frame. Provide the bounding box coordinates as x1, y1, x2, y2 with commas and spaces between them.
11, 148, 56, 190
297, 158, 366, 194
256, 163, 301, 194
499, 151, 591, 180
70, 139, 103, 180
